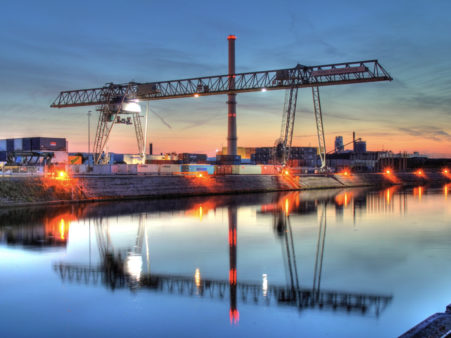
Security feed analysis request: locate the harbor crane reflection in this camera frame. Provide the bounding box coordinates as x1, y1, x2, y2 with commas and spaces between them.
53, 194, 393, 323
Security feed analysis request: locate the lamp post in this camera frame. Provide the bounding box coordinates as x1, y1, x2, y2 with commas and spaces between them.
88, 111, 91, 166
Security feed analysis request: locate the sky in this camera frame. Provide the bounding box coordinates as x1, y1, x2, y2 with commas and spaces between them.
0, 0, 450, 157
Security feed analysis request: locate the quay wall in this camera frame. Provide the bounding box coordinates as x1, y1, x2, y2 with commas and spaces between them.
0, 172, 449, 207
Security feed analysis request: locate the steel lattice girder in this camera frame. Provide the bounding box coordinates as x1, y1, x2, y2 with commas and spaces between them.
51, 60, 392, 108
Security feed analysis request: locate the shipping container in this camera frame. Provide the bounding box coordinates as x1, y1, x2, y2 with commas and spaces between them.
51, 151, 68, 164
214, 165, 233, 175
69, 155, 83, 165
91, 165, 112, 175
128, 165, 138, 175
159, 164, 182, 174
178, 153, 208, 164
261, 165, 280, 175
137, 164, 159, 174
0, 151, 6, 162
72, 164, 89, 174
123, 154, 143, 164
0, 140, 6, 151
216, 154, 241, 165
232, 165, 262, 175
147, 159, 181, 164
110, 153, 124, 164
111, 164, 137, 174
112, 164, 127, 174
181, 164, 214, 175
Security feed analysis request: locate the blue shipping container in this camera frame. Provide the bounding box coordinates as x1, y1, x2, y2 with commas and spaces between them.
182, 164, 214, 175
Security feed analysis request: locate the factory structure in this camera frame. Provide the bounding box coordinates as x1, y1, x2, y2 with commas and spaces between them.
1, 132, 446, 177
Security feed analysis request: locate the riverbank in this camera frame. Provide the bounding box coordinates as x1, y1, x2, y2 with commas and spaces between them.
0, 172, 449, 207
400, 304, 451, 337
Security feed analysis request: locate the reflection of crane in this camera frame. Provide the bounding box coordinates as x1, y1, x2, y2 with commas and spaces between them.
271, 196, 391, 316
53, 203, 392, 318
51, 33, 391, 164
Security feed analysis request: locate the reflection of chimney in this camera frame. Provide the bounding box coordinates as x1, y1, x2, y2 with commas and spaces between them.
352, 131, 356, 152
149, 143, 153, 155
228, 206, 239, 325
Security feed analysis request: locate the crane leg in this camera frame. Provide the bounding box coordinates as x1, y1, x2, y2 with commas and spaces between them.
312, 86, 327, 171
312, 203, 327, 298
273, 86, 299, 166
132, 112, 144, 158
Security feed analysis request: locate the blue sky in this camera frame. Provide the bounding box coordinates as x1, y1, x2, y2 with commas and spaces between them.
0, 0, 450, 156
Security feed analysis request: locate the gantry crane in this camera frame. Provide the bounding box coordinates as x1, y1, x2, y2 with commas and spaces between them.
51, 36, 392, 165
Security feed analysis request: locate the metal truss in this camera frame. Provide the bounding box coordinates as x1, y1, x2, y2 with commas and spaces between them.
53, 263, 392, 317
312, 86, 327, 170
51, 60, 392, 108
132, 112, 145, 157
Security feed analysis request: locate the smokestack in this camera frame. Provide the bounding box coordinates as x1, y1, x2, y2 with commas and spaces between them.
353, 131, 356, 152
149, 143, 153, 155
227, 35, 237, 156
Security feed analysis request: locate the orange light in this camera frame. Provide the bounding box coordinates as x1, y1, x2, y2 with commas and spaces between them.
227, 35, 237, 40
385, 169, 391, 175
54, 170, 69, 180
443, 169, 449, 174
417, 169, 423, 176
194, 93, 199, 98
59, 219, 65, 240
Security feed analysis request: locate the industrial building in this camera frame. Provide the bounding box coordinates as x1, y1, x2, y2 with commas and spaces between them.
0, 137, 68, 165
251, 146, 319, 167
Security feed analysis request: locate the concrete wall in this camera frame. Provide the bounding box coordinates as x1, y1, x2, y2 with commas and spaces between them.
1, 172, 449, 207
77, 175, 297, 200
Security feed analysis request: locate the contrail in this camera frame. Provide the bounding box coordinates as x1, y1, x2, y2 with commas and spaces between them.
149, 107, 172, 129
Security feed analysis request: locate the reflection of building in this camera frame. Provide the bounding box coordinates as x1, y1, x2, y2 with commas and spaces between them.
0, 212, 73, 248
0, 222, 68, 248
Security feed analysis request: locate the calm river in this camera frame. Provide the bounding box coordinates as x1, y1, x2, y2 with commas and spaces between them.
1, 185, 450, 337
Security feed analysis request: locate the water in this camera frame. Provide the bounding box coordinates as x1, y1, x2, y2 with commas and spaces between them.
0, 184, 450, 337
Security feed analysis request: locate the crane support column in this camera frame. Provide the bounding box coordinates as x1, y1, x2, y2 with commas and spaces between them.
312, 86, 327, 171
227, 35, 237, 156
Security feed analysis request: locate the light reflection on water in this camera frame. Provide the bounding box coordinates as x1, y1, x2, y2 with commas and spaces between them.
0, 185, 450, 337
